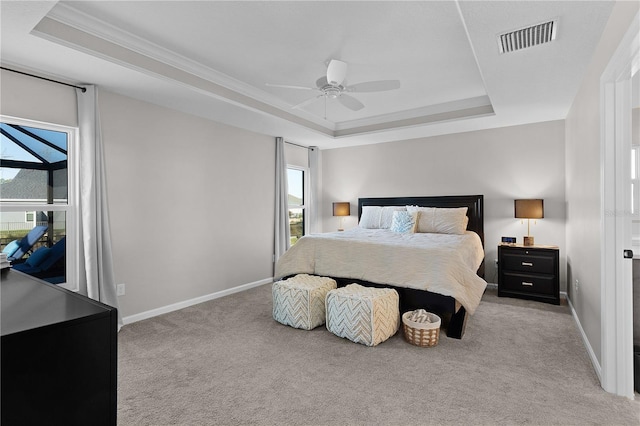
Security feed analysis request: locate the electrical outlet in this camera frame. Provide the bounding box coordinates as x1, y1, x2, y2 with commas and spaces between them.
116, 283, 126, 296
494, 259, 498, 266
574, 279, 579, 293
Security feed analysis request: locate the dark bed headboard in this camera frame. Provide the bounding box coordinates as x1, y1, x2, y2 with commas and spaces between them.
358, 195, 484, 247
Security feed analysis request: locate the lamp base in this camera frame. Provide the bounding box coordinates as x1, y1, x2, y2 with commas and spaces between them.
523, 236, 535, 246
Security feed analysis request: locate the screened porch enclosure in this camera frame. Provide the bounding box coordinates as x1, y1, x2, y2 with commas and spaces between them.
1, 122, 68, 283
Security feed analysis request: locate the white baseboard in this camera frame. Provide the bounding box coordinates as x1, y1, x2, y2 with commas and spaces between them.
566, 295, 602, 383
122, 277, 273, 325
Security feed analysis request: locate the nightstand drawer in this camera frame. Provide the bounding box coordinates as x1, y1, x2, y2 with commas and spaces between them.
501, 272, 555, 296
502, 253, 554, 274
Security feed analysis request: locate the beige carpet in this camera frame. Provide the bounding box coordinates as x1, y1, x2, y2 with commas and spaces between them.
118, 285, 640, 425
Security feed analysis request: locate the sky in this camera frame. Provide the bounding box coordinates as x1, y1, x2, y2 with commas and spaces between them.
287, 168, 303, 200
0, 123, 68, 181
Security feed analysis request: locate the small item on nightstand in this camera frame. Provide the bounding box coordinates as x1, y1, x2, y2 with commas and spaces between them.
501, 237, 516, 244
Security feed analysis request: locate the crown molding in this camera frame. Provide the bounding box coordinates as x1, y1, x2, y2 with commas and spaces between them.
334, 95, 492, 131
46, 3, 334, 130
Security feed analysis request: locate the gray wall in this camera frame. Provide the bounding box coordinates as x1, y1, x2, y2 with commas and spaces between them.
320, 120, 566, 288
0, 69, 77, 126
1, 69, 276, 319
100, 91, 275, 318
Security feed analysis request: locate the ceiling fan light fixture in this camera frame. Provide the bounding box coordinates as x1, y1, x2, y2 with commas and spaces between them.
323, 85, 342, 98
326, 59, 348, 86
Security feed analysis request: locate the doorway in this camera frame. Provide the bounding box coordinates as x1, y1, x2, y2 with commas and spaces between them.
632, 70, 640, 394
601, 11, 639, 399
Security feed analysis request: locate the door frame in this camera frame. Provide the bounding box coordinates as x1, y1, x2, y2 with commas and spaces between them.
600, 11, 639, 399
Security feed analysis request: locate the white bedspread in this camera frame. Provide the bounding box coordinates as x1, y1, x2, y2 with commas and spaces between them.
274, 228, 487, 315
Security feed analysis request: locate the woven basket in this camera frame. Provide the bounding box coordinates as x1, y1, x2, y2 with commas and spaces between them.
402, 311, 441, 347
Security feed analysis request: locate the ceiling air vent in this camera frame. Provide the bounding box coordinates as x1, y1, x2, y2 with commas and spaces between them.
498, 19, 557, 54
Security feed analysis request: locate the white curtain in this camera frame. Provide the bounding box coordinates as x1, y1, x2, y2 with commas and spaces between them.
76, 85, 122, 329
274, 137, 290, 264
308, 146, 320, 234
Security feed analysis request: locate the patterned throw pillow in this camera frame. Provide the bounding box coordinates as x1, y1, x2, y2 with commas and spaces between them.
380, 206, 406, 229
390, 211, 418, 234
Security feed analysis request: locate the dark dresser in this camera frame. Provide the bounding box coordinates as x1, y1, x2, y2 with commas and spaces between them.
1, 268, 117, 426
498, 244, 560, 305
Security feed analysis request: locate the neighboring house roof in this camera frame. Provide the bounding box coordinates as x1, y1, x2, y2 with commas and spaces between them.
0, 169, 67, 200
288, 194, 302, 205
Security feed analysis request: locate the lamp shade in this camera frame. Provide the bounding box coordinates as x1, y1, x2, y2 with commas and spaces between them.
514, 199, 544, 219
333, 202, 350, 217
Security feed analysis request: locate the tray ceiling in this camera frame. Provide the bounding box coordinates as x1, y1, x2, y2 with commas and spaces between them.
0, 1, 615, 149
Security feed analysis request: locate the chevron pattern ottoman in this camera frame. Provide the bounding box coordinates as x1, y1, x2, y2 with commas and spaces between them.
325, 284, 400, 346
272, 274, 337, 330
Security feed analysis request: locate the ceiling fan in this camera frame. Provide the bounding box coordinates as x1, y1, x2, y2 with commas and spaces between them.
266, 59, 400, 112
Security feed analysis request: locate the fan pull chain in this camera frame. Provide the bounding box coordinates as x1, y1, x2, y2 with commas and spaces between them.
324, 96, 327, 120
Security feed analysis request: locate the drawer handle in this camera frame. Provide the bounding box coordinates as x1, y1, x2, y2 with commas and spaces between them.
522, 281, 534, 286
521, 262, 534, 267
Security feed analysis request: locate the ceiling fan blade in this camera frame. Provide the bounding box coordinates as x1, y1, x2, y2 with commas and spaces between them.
327, 59, 348, 86
338, 94, 365, 111
346, 80, 401, 93
292, 94, 323, 109
266, 83, 316, 91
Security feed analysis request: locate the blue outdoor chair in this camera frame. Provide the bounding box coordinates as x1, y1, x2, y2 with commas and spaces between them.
13, 237, 66, 280
3, 225, 48, 262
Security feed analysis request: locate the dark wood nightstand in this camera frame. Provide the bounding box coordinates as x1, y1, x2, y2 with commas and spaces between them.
498, 244, 560, 305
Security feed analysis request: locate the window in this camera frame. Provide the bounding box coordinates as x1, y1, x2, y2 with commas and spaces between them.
0, 117, 77, 289
287, 167, 308, 245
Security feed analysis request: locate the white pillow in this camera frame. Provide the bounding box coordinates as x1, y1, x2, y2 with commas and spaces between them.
433, 207, 468, 234
407, 206, 434, 233
390, 211, 418, 234
359, 206, 382, 229
406, 206, 468, 234
360, 206, 406, 229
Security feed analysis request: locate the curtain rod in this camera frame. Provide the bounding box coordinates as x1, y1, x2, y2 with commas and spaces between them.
285, 141, 312, 149
1, 66, 87, 93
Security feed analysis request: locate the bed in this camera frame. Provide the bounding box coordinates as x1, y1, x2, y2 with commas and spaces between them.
274, 195, 487, 339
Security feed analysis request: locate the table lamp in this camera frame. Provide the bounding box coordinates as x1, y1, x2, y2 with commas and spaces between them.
515, 199, 543, 246
333, 202, 350, 231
